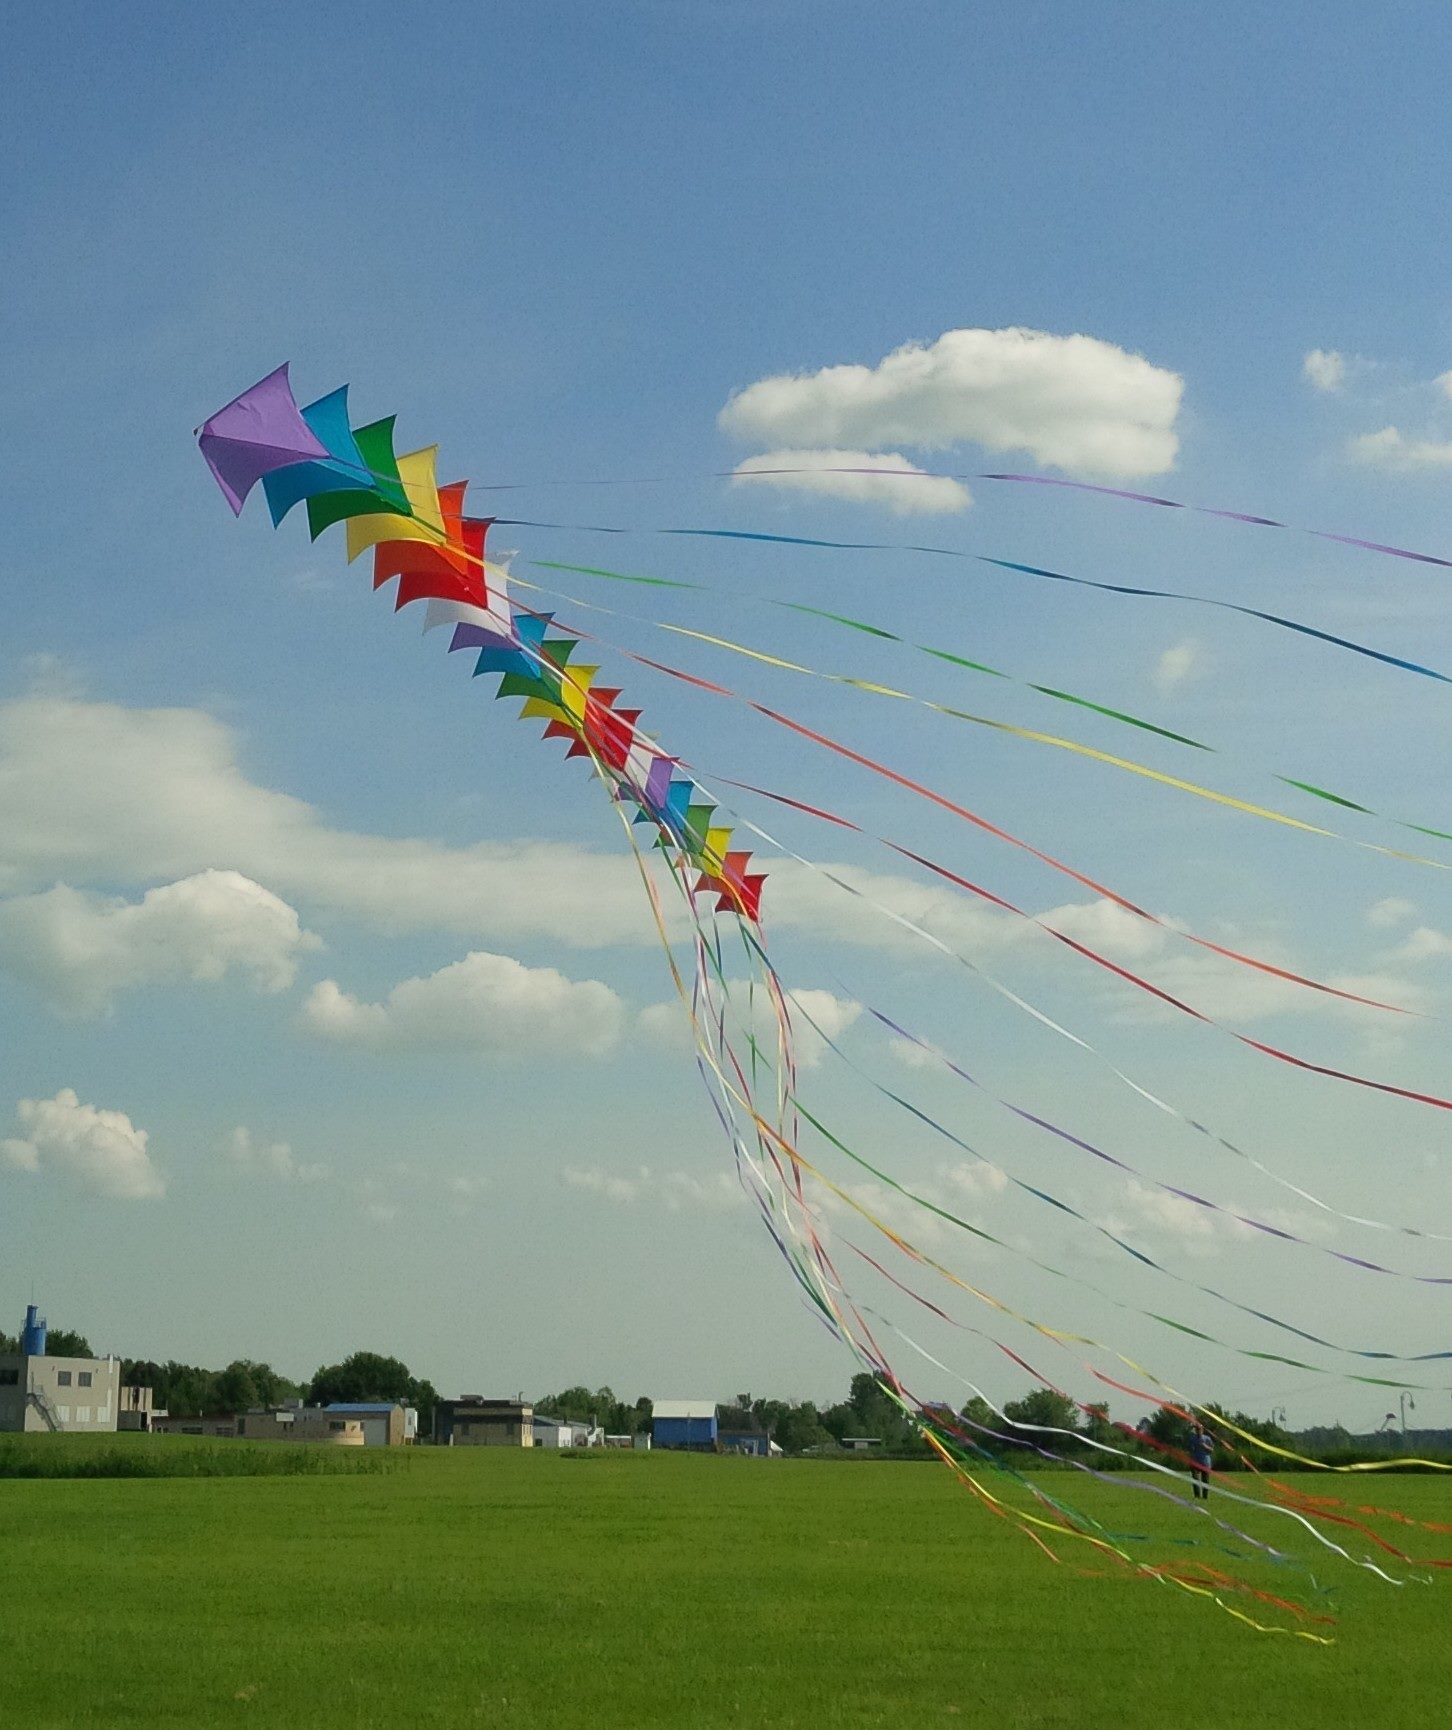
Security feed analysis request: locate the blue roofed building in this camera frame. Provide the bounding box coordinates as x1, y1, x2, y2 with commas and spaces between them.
651, 1399, 718, 1451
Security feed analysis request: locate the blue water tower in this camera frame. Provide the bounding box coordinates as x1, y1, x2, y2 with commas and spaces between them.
21, 1304, 47, 1357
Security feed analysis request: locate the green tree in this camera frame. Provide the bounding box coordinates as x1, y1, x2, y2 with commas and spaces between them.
819, 1400, 855, 1441
1138, 1404, 1193, 1459
846, 1372, 911, 1443
774, 1401, 833, 1454
306, 1352, 435, 1432
213, 1361, 260, 1413
44, 1328, 93, 1358
1084, 1402, 1120, 1447
959, 1396, 1004, 1451
1001, 1388, 1082, 1443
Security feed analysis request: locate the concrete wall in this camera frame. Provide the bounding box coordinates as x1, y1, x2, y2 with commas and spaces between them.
151, 1415, 240, 1438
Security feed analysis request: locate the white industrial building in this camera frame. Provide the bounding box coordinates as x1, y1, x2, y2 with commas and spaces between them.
0, 1306, 120, 1434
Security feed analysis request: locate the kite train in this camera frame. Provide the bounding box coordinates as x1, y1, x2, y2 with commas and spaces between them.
200, 364, 1451, 1642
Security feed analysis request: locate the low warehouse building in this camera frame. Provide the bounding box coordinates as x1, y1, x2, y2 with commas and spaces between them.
151, 1413, 240, 1439
651, 1399, 718, 1451
236, 1409, 365, 1445
320, 1402, 416, 1446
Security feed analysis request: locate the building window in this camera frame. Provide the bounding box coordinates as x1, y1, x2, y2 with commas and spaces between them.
329, 1421, 345, 1431
0, 1367, 17, 1386
75, 1407, 91, 1424
78, 1371, 93, 1388
56, 1370, 72, 1386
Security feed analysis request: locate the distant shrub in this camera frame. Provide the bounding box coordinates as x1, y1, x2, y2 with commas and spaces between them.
0, 1436, 399, 1479
1305, 1449, 1452, 1474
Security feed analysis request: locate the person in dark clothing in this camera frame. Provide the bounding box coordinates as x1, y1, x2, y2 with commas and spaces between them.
1187, 1419, 1214, 1500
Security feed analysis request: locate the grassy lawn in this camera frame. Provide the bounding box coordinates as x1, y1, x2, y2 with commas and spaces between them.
0, 1444, 1445, 1728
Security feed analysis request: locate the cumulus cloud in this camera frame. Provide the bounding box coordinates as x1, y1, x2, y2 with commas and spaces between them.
223, 1126, 328, 1185
1302, 349, 1346, 392
0, 871, 317, 1016
1, 1088, 165, 1200
638, 983, 861, 1070
1098, 1178, 1225, 1257
0, 696, 658, 949
811, 1159, 1010, 1251
731, 449, 971, 515
1348, 426, 1452, 471
1388, 925, 1452, 964
1367, 898, 1417, 930
764, 858, 1017, 956
300, 950, 626, 1059
942, 1161, 1010, 1200
720, 326, 1183, 478
1152, 640, 1203, 696
771, 859, 1421, 1028
563, 1163, 740, 1212
1437, 371, 1452, 403
888, 1036, 940, 1072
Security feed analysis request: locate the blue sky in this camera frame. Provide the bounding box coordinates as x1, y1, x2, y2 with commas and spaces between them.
4, 1, 1452, 1430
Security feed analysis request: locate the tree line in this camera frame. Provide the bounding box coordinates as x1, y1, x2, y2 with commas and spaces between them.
9, 1321, 1424, 1463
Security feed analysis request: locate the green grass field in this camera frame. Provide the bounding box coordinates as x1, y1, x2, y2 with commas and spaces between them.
1, 1441, 1445, 1728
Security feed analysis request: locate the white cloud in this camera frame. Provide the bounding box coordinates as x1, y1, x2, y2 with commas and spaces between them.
300, 950, 626, 1059
223, 1126, 327, 1185
1302, 349, 1346, 392
0, 870, 317, 1016
1348, 426, 1452, 471
1098, 1179, 1225, 1258
565, 1163, 652, 1204
1037, 897, 1167, 963
1367, 898, 1417, 930
771, 860, 1421, 1030
720, 326, 1183, 478
564, 1162, 739, 1212
1389, 925, 1452, 964
731, 449, 971, 515
638, 982, 861, 1070
1, 1088, 164, 1200
0, 697, 658, 949
1152, 640, 1203, 696
765, 858, 1018, 956
942, 1161, 1009, 1200
1436, 370, 1452, 402
888, 1036, 940, 1071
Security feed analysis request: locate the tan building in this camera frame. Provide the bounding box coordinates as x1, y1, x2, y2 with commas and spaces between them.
236, 1408, 366, 1445
0, 1310, 121, 1435
313, 1403, 414, 1445
435, 1396, 533, 1446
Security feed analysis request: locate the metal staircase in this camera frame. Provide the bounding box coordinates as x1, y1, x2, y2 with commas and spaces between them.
26, 1385, 61, 1432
